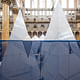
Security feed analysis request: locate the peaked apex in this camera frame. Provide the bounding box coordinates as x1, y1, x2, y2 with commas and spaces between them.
10, 10, 31, 40
45, 0, 75, 40
54, 0, 60, 8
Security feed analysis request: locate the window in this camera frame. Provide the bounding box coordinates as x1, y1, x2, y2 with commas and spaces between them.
0, 11, 3, 16
32, 0, 38, 8
34, 25, 37, 28
47, 0, 52, 8
25, 0, 30, 8
61, 0, 67, 8
10, 11, 12, 16
41, 25, 45, 28
69, 0, 74, 8
40, 0, 45, 8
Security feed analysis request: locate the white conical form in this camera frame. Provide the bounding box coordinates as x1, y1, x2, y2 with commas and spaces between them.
1, 41, 40, 80
10, 10, 31, 40
41, 41, 80, 80
40, 35, 45, 40
1, 10, 40, 80
1, 41, 29, 80
16, 0, 20, 8
32, 35, 39, 40
40, 0, 80, 80
45, 0, 75, 40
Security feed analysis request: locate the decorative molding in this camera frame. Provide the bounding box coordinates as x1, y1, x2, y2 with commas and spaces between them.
12, 7, 18, 13
1, 0, 11, 5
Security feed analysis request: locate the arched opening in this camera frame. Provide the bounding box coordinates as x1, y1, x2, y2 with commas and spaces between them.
41, 25, 45, 28
43, 31, 47, 36
34, 25, 37, 28
75, 32, 80, 40
38, 31, 42, 37
33, 31, 37, 36
28, 32, 32, 37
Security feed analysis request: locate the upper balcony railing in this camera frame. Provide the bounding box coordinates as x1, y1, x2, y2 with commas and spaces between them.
23, 8, 77, 22
0, 7, 78, 20
0, 7, 80, 30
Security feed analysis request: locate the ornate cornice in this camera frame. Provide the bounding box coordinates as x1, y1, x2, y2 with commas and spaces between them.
12, 7, 18, 14
1, 0, 11, 5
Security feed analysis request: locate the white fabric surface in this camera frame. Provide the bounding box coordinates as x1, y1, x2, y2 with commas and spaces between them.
1, 10, 40, 80
10, 10, 31, 40
45, 0, 75, 40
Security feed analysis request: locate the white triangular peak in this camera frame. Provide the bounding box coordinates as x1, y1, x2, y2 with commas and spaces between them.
40, 34, 45, 40
45, 0, 75, 40
10, 10, 31, 40
32, 35, 39, 40
16, 0, 20, 8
